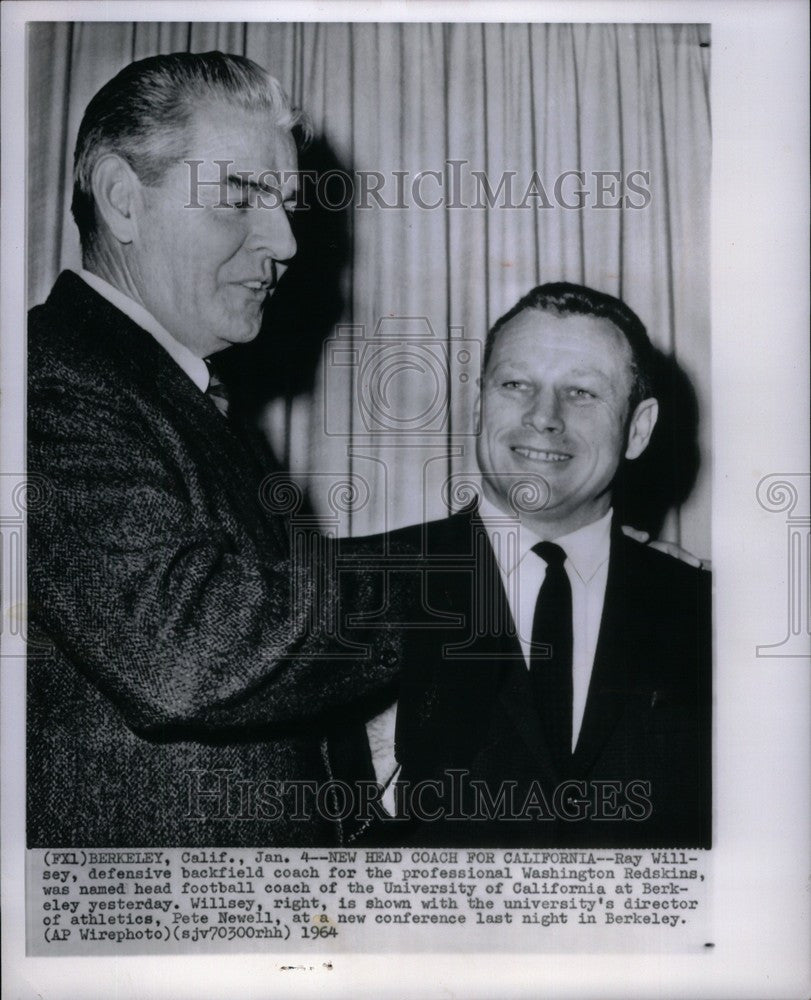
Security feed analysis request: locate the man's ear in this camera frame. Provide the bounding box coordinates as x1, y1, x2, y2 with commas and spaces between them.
90, 154, 143, 245
625, 397, 659, 460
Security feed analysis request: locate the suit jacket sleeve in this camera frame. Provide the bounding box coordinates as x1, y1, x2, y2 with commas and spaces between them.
28, 375, 398, 736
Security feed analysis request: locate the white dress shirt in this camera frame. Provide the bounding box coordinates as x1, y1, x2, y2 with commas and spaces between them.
367, 500, 613, 812
478, 498, 612, 752
78, 269, 210, 393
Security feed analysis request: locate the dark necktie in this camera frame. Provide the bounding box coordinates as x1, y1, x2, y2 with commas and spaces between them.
205, 360, 230, 418
530, 541, 573, 770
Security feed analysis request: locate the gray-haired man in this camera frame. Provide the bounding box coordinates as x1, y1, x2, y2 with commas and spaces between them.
28, 52, 397, 848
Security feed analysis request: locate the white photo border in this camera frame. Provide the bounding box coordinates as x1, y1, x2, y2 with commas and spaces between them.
2, 2, 809, 998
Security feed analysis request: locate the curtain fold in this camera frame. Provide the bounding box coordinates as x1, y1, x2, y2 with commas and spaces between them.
27, 21, 711, 551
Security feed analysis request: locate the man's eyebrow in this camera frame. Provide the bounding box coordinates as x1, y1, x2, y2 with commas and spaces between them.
566, 367, 613, 383
488, 361, 615, 385
489, 359, 523, 370
224, 174, 299, 198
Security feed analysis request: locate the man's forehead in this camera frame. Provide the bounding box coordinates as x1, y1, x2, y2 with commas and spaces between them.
491, 308, 633, 371
186, 101, 298, 170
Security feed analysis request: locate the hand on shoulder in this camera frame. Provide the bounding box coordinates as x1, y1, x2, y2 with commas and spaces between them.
621, 525, 711, 571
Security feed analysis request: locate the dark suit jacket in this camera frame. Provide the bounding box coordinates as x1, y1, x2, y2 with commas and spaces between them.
27, 272, 398, 847
349, 505, 711, 848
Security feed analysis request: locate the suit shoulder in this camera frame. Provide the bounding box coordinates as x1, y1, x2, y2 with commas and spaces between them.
621, 534, 711, 598
29, 286, 106, 387
28, 299, 63, 377
340, 511, 471, 558
28, 325, 127, 415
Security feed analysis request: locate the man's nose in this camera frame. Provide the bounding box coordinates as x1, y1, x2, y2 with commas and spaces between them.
523, 386, 564, 433
245, 204, 297, 266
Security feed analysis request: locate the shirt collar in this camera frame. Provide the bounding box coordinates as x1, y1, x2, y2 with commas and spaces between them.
478, 493, 612, 584
78, 269, 210, 393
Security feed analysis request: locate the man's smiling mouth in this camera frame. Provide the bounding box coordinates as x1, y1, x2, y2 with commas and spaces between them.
511, 445, 573, 463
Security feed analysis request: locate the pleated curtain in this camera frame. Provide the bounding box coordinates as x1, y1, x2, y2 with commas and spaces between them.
27, 21, 710, 552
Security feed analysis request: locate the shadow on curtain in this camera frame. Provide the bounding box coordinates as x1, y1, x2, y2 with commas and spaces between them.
27, 20, 711, 552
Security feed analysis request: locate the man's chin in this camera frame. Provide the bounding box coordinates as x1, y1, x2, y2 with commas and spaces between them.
221, 320, 263, 347
485, 473, 554, 517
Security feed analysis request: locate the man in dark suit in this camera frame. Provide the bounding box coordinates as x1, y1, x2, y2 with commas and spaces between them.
27, 52, 398, 847
354, 283, 711, 847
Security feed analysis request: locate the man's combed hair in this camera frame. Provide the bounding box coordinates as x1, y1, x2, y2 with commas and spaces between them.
72, 50, 309, 256
484, 282, 656, 410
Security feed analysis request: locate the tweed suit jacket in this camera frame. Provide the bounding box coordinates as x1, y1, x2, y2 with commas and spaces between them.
27, 272, 399, 847
353, 505, 711, 848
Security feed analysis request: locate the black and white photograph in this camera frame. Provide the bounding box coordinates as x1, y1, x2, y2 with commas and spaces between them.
1, 2, 808, 998
24, 17, 713, 850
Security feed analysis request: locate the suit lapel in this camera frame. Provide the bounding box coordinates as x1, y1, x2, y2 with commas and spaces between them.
53, 272, 290, 551
571, 525, 640, 777
412, 508, 506, 765
58, 271, 247, 440
417, 507, 559, 784
489, 658, 559, 782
